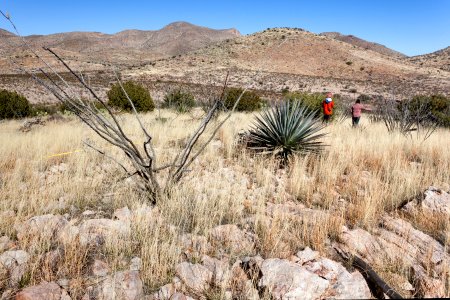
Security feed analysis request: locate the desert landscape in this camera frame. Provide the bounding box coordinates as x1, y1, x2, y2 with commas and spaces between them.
1, 3, 450, 300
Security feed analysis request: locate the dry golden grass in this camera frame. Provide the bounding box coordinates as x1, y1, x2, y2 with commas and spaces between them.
1, 111, 449, 296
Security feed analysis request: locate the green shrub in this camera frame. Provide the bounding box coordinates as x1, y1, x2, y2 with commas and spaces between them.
402, 94, 450, 127
224, 88, 264, 111
0, 89, 31, 119
107, 81, 154, 112
357, 94, 371, 102
31, 103, 62, 116
283, 91, 324, 116
163, 90, 196, 112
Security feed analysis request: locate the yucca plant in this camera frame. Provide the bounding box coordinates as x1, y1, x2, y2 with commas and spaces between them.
246, 100, 327, 160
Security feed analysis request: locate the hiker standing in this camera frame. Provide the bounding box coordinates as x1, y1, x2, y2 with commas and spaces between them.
351, 99, 363, 126
322, 92, 334, 123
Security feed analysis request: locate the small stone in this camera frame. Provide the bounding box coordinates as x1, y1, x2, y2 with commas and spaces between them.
296, 247, 319, 265
113, 207, 132, 223
130, 257, 142, 271
92, 260, 110, 277
0, 236, 14, 253
175, 262, 213, 294
57, 278, 70, 290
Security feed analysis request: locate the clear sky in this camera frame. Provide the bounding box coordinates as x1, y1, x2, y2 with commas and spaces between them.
1, 0, 449, 56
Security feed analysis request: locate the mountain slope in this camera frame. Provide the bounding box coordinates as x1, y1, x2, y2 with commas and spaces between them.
0, 28, 15, 37
408, 46, 450, 71
320, 32, 406, 58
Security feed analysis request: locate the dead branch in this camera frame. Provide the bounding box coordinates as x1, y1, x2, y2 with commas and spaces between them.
335, 247, 403, 299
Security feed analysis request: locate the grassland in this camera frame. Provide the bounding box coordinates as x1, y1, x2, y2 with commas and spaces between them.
1, 110, 449, 297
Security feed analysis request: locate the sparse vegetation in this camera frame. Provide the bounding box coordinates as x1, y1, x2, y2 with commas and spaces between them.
0, 89, 31, 119
224, 88, 264, 111
107, 81, 155, 112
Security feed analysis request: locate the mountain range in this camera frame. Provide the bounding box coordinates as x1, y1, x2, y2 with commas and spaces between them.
0, 22, 448, 103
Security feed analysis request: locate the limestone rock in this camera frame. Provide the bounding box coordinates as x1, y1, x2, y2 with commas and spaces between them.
78, 218, 130, 246
338, 216, 450, 298
403, 186, 450, 215
0, 250, 29, 288
303, 257, 371, 299
92, 260, 110, 277
201, 255, 229, 286
171, 293, 195, 300
151, 278, 184, 300
15, 281, 64, 300
259, 258, 329, 299
175, 262, 212, 294
0, 236, 14, 253
15, 214, 68, 243
113, 207, 132, 223
179, 234, 212, 258
95, 270, 143, 300
295, 247, 319, 265
129, 257, 142, 271
209, 224, 255, 255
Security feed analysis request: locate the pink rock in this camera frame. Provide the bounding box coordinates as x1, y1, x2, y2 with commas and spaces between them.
15, 282, 63, 300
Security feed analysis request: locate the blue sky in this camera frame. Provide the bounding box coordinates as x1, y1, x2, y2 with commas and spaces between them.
1, 0, 449, 56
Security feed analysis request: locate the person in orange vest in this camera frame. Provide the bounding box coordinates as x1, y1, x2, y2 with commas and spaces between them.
322, 92, 334, 123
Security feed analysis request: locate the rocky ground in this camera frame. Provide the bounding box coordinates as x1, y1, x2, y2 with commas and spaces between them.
1, 180, 449, 299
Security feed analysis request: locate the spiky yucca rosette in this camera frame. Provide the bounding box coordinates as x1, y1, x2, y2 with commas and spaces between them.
247, 101, 327, 160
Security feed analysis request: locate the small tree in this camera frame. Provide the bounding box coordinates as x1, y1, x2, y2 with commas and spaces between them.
224, 88, 264, 111
0, 89, 31, 119
107, 81, 155, 112
163, 89, 196, 113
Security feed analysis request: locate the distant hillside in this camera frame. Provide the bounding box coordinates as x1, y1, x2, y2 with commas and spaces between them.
126, 27, 448, 100
0, 22, 240, 68
0, 25, 448, 104
320, 32, 406, 58
408, 46, 450, 71
145, 27, 440, 82
0, 29, 15, 37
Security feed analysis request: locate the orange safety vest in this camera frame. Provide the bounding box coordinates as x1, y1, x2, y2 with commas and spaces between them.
322, 100, 334, 116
